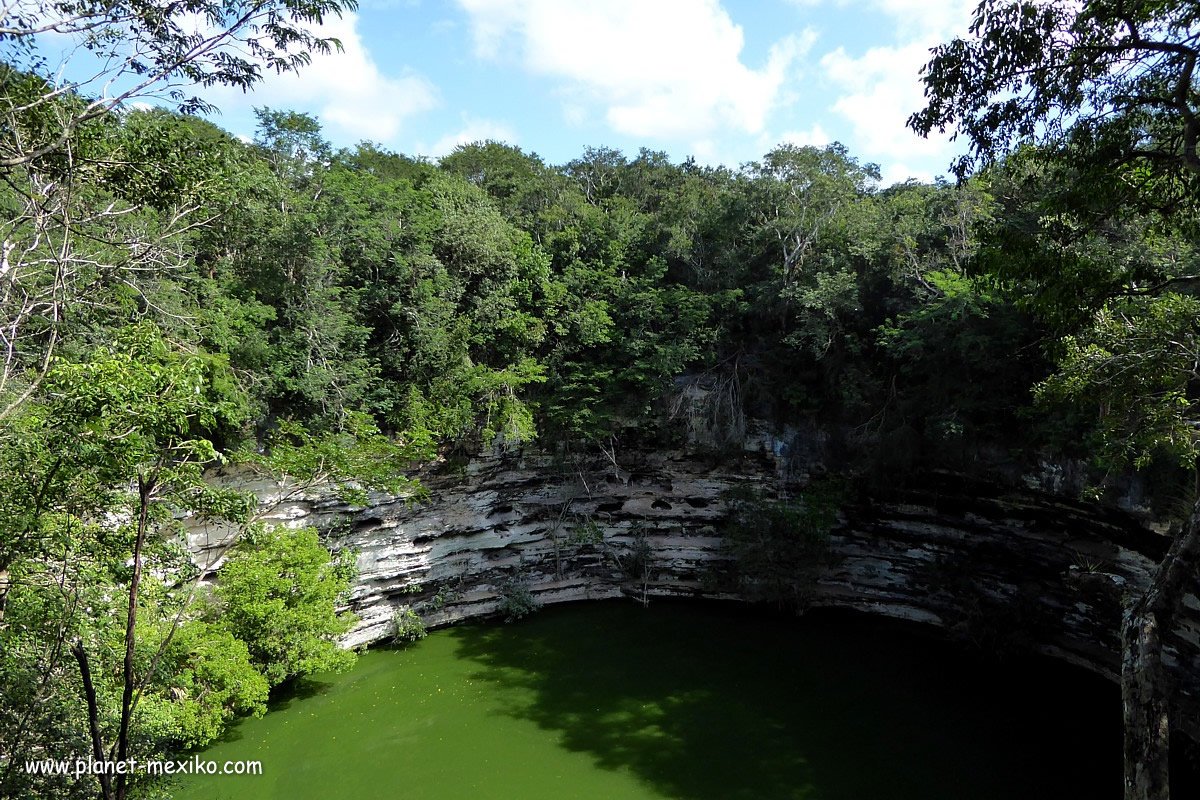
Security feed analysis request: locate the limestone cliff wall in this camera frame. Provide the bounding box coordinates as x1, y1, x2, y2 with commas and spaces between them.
189, 425, 1200, 740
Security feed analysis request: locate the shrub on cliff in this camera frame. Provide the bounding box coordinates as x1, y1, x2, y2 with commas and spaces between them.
214, 526, 357, 686
723, 478, 845, 609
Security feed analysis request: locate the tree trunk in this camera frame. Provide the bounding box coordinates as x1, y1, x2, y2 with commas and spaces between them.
0, 566, 9, 623
72, 643, 113, 800
114, 473, 154, 800
1121, 511, 1200, 799
1122, 607, 1171, 800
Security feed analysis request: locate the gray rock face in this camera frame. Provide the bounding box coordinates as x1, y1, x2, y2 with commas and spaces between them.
191, 428, 1200, 742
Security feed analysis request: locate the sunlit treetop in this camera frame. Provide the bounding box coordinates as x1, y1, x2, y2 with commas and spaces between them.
910, 0, 1200, 194
0, 0, 358, 167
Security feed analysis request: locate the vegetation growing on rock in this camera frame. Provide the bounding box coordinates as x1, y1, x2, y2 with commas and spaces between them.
1, 0, 1198, 797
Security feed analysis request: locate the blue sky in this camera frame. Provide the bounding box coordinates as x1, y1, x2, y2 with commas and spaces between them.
96, 0, 979, 184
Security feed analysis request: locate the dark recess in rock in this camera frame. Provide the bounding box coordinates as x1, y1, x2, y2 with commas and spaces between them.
248, 445, 1200, 750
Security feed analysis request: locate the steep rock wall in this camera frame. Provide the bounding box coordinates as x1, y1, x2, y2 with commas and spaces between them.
191, 428, 1200, 740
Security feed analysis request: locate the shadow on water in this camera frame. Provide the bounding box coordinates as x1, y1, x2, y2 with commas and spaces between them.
448, 599, 1122, 800
206, 676, 336, 747
266, 676, 334, 712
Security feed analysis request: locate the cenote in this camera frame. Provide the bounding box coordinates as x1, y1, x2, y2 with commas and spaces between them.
170, 600, 1120, 800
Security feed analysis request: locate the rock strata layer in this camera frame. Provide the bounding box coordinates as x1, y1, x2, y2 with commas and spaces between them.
191, 430, 1200, 742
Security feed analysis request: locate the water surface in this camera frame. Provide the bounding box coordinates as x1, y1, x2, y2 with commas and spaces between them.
171, 600, 1120, 799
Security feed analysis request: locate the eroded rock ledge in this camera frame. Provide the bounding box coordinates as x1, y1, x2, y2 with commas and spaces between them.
190, 428, 1200, 741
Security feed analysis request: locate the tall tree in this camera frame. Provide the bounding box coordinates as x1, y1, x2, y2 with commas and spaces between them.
910, 0, 1200, 194
912, 3, 1200, 797
0, 0, 353, 167
744, 143, 879, 293
0, 324, 254, 800
0, 0, 357, 421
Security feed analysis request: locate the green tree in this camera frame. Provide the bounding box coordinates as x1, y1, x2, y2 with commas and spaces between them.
0, 96, 245, 421
221, 112, 378, 420
744, 143, 879, 294
213, 526, 356, 686
0, 322, 418, 799
1037, 293, 1200, 472
914, 5, 1200, 797
0, 0, 358, 427
439, 140, 558, 233
0, 323, 254, 800
910, 0, 1200, 195
0, 0, 354, 167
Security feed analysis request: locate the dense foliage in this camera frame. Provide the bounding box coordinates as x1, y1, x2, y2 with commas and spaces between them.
2, 1, 1198, 796
912, 5, 1199, 797
139, 118, 1074, 460
0, 87, 1171, 799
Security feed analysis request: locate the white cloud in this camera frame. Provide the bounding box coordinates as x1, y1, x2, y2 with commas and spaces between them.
426, 115, 518, 158
358, 0, 423, 11
456, 0, 814, 140
787, 0, 959, 21
821, 42, 951, 160
878, 161, 934, 187
778, 123, 831, 148
782, 0, 855, 8
204, 12, 439, 145
805, 0, 973, 176
561, 103, 587, 127
867, 0, 974, 40
691, 139, 718, 164
683, 137, 757, 168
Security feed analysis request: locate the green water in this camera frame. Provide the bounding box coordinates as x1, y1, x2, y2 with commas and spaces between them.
171, 601, 1120, 800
